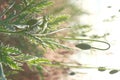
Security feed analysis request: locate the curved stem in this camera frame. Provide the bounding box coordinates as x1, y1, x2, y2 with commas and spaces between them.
58, 37, 111, 50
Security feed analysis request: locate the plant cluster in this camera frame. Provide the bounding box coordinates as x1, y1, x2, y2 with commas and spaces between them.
0, 0, 112, 80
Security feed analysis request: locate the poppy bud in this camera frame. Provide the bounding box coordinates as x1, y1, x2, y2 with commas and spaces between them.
75, 43, 91, 50
109, 70, 119, 74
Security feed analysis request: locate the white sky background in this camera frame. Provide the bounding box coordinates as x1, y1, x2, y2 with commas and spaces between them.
69, 0, 120, 80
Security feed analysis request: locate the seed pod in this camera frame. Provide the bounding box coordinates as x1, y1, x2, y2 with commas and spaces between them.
98, 67, 106, 72
109, 70, 119, 74
75, 43, 91, 50
69, 72, 75, 75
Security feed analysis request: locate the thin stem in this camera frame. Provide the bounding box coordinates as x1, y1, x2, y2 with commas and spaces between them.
32, 27, 71, 36
44, 62, 120, 71
0, 63, 7, 80
0, 25, 31, 34
57, 37, 111, 50
0, 30, 20, 34
65, 65, 120, 71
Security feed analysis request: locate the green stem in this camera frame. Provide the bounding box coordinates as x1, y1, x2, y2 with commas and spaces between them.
0, 30, 21, 34
0, 63, 7, 80
30, 26, 110, 50
58, 37, 111, 50
44, 62, 120, 71
0, 27, 29, 34
65, 65, 120, 71
32, 27, 71, 37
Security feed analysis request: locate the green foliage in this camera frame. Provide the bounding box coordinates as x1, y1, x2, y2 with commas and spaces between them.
28, 57, 51, 65
0, 0, 70, 49
0, 0, 112, 80
0, 44, 22, 69
0, 0, 72, 79
48, 15, 70, 26
24, 0, 53, 13
0, 0, 53, 26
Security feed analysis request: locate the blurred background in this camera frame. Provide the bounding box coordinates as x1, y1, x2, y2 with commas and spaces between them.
69, 0, 120, 80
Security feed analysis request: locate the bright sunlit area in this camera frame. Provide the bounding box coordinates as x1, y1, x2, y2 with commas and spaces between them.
69, 0, 120, 80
